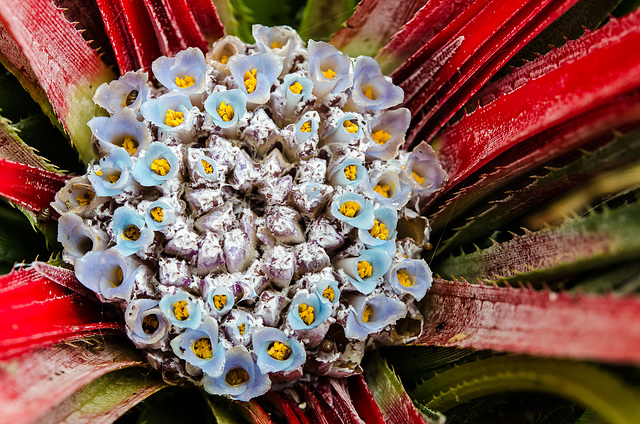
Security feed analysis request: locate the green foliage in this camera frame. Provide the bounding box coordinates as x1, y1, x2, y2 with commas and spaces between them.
0, 200, 49, 273
298, 0, 358, 41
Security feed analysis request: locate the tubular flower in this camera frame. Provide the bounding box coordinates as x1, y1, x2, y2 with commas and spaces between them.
125, 299, 171, 348
159, 291, 204, 330
323, 112, 364, 145
203, 89, 247, 129
228, 53, 283, 105
171, 316, 226, 377
140, 91, 195, 133
365, 108, 411, 161
345, 293, 407, 341
367, 167, 412, 208
93, 70, 149, 116
52, 176, 105, 218
75, 248, 142, 302
328, 158, 368, 187
287, 291, 332, 330
388, 259, 433, 301
143, 199, 176, 231
307, 40, 352, 100
111, 207, 155, 256
152, 47, 207, 94
358, 205, 398, 248
205, 285, 234, 316
329, 192, 375, 229
88, 108, 151, 156
252, 327, 306, 373
315, 279, 341, 305
282, 74, 314, 118
132, 142, 180, 186
336, 247, 393, 294
402, 141, 448, 195
252, 24, 304, 76
87, 148, 134, 197
345, 56, 404, 112
57, 213, 108, 265
207, 35, 246, 72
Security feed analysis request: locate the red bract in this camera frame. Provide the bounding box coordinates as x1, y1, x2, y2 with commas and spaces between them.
0, 159, 68, 213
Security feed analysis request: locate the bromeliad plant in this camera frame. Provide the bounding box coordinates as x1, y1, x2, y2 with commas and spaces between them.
2, 0, 640, 423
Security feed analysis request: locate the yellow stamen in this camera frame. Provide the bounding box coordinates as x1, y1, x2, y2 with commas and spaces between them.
151, 158, 171, 176
363, 85, 375, 100
165, 109, 184, 127
217, 101, 234, 121
270, 41, 282, 49
369, 219, 389, 240
213, 294, 227, 311
343, 120, 358, 133
238, 323, 246, 336
322, 286, 335, 302
322, 68, 336, 79
142, 314, 159, 334
267, 341, 291, 361
343, 164, 357, 181
220, 55, 229, 64
121, 136, 138, 154
192, 337, 213, 360
173, 300, 189, 321
362, 304, 373, 323
150, 207, 164, 222
372, 129, 391, 145
397, 269, 414, 287
244, 68, 258, 93
94, 169, 103, 176
106, 173, 120, 184
412, 171, 424, 185
226, 368, 249, 386
175, 75, 195, 89
201, 159, 214, 174
300, 121, 312, 133
373, 184, 391, 198
298, 303, 315, 326
289, 81, 303, 94
357, 260, 373, 278
110, 266, 124, 287
339, 201, 360, 218
123, 225, 141, 241
76, 191, 94, 206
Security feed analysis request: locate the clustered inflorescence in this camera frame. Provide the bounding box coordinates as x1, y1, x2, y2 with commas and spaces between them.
54, 25, 447, 401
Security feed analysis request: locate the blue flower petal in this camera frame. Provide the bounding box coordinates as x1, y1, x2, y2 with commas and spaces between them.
88, 108, 151, 156
228, 53, 283, 104
112, 207, 154, 256
307, 40, 352, 99
93, 71, 149, 116
329, 192, 374, 229
205, 286, 234, 316
203, 89, 247, 129
75, 248, 140, 301
159, 291, 204, 329
365, 108, 411, 161
87, 148, 134, 197
253, 25, 304, 75
152, 47, 206, 94
323, 113, 363, 145
337, 247, 392, 294
346, 56, 403, 112
170, 316, 226, 377
283, 74, 314, 116
328, 158, 368, 187
287, 291, 332, 330
345, 293, 407, 340
57, 213, 108, 263
367, 168, 412, 208
253, 327, 306, 373
402, 141, 448, 195
358, 205, 398, 247
132, 142, 180, 187
315, 279, 340, 305
140, 91, 194, 132
144, 199, 176, 231
125, 299, 170, 346
388, 259, 433, 301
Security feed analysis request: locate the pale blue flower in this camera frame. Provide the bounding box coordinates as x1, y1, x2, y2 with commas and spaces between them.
315, 279, 340, 305
402, 141, 448, 195
358, 205, 398, 248
203, 89, 247, 129
159, 291, 204, 330
294, 112, 319, 142
144, 199, 176, 231
194, 156, 218, 182
252, 327, 306, 373
87, 108, 151, 156
365, 108, 411, 161
283, 74, 314, 116
307, 40, 352, 99
125, 299, 170, 346
328, 158, 367, 187
203, 345, 271, 401
140, 91, 195, 132
93, 71, 149, 116
74, 248, 140, 301
345, 293, 407, 340
152, 47, 206, 94
87, 148, 133, 197
346, 56, 403, 112
336, 247, 392, 295
205, 286, 234, 316
170, 316, 226, 377
388, 259, 433, 301
329, 192, 374, 229
132, 142, 179, 187
323, 113, 363, 145
57, 213, 108, 264
112, 207, 155, 256
287, 291, 332, 330
228, 53, 283, 104
368, 169, 412, 208
253, 25, 304, 75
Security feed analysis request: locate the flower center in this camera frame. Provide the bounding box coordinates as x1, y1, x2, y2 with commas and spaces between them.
76, 190, 94, 206
270, 41, 282, 49
151, 158, 171, 176
238, 323, 246, 336
343, 119, 358, 133
121, 136, 138, 154
217, 101, 234, 121
267, 341, 291, 361
175, 75, 195, 89
300, 121, 312, 133
165, 109, 184, 127
298, 303, 315, 325
369, 219, 389, 240
123, 89, 139, 107
397, 269, 414, 287
362, 85, 376, 100
357, 260, 373, 278
372, 129, 391, 145
123, 225, 141, 241
193, 337, 213, 360
150, 207, 164, 222
339, 201, 360, 217
412, 171, 424, 185
226, 368, 249, 386
201, 159, 215, 174
173, 300, 189, 321
373, 184, 391, 198
213, 294, 227, 311
220, 55, 228, 64
289, 81, 303, 94
322, 68, 336, 79
142, 314, 159, 334
362, 304, 373, 323
110, 265, 124, 287
343, 165, 357, 181
244, 68, 258, 93
322, 286, 335, 302
106, 172, 121, 184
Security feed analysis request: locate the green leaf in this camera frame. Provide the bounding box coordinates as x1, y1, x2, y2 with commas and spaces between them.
298, 0, 357, 41
212, 0, 254, 42
0, 201, 49, 272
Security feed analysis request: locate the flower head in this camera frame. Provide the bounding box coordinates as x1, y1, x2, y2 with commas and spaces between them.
307, 40, 352, 99
345, 56, 403, 112
88, 108, 151, 156
132, 142, 180, 186
337, 247, 393, 294
93, 71, 149, 116
112, 207, 154, 256
140, 91, 195, 133
74, 248, 141, 301
205, 285, 234, 316
287, 291, 332, 330
365, 108, 411, 161
170, 316, 226, 376
203, 89, 247, 129
323, 112, 364, 145
159, 291, 204, 329
367, 166, 412, 208
252, 327, 306, 373
402, 141, 448, 195
144, 199, 176, 231
253, 25, 304, 76
315, 279, 341, 305
57, 213, 108, 264
152, 47, 206, 94
228, 53, 283, 105
51, 176, 103, 218
329, 192, 375, 229
87, 148, 133, 197
125, 299, 170, 347
328, 158, 368, 187
282, 74, 314, 118
358, 205, 398, 248
388, 259, 433, 301
345, 293, 407, 340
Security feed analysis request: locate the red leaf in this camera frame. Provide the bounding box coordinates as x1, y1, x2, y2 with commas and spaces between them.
257, 392, 306, 424
162, 0, 209, 52
95, 0, 140, 73
0, 159, 68, 213
120, 0, 163, 71
346, 375, 386, 424
184, 0, 225, 44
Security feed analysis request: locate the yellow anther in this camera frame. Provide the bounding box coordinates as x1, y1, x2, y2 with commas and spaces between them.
362, 304, 373, 323
369, 219, 389, 240
175, 75, 195, 89
213, 294, 227, 311
238, 323, 246, 336
267, 341, 291, 361
373, 183, 391, 198
123, 225, 141, 241
363, 85, 375, 100
343, 165, 357, 181
142, 314, 159, 334
226, 367, 249, 386
300, 121, 312, 133
76, 191, 94, 206
244, 68, 258, 93
357, 260, 373, 279
322, 68, 336, 79
220, 54, 229, 64
270, 41, 282, 49
412, 171, 424, 185
173, 300, 189, 321
298, 303, 315, 326
106, 173, 120, 184
217, 101, 234, 121
372, 129, 391, 145
151, 158, 171, 176
193, 337, 213, 360
289, 81, 303, 94
121, 136, 138, 154
95, 169, 103, 176
322, 286, 335, 302
397, 269, 414, 287
110, 266, 124, 287
165, 109, 184, 127
150, 207, 164, 222
339, 201, 360, 218
201, 159, 214, 174
343, 120, 358, 133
